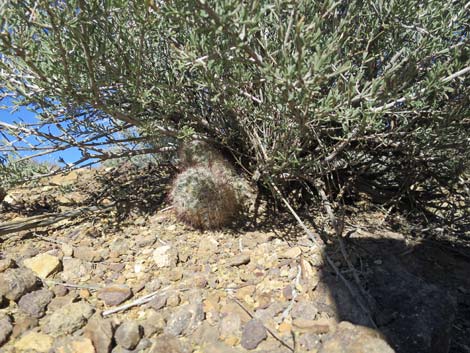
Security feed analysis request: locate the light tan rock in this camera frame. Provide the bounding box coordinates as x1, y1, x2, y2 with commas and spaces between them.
55, 337, 95, 353
318, 321, 394, 353
152, 245, 176, 268
14, 331, 53, 352
23, 253, 61, 279
292, 317, 334, 334
281, 247, 302, 259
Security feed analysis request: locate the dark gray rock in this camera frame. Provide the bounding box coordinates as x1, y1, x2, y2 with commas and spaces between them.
0, 314, 12, 347
0, 268, 39, 301
165, 309, 192, 336
148, 293, 168, 311
111, 338, 152, 353
164, 303, 204, 336
18, 288, 54, 318
241, 319, 267, 350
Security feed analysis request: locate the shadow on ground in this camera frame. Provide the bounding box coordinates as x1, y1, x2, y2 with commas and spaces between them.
317, 230, 470, 353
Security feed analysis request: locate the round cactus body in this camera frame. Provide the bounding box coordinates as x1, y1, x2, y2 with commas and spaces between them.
170, 165, 240, 229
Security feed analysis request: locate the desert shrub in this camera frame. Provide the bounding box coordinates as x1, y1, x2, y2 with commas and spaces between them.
0, 1, 468, 212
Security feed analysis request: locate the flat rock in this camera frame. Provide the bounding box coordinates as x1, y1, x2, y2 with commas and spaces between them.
219, 313, 241, 343
55, 336, 96, 353
149, 334, 187, 353
199, 237, 219, 252
42, 301, 95, 335
62, 257, 92, 282
291, 301, 318, 320
23, 253, 61, 279
47, 292, 78, 311
281, 247, 302, 259
227, 254, 251, 267
152, 245, 177, 268
52, 284, 68, 297
115, 322, 142, 350
0, 268, 38, 301
318, 321, 394, 353
292, 318, 333, 334
74, 246, 104, 262
148, 293, 168, 310
0, 314, 12, 346
241, 319, 267, 350
84, 314, 114, 353
13, 331, 53, 353
18, 289, 54, 318
97, 284, 132, 306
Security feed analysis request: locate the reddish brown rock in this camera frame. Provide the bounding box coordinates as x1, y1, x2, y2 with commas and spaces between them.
97, 284, 132, 306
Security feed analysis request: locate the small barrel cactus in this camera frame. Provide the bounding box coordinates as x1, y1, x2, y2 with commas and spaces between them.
178, 140, 228, 169
170, 165, 241, 229
0, 187, 6, 203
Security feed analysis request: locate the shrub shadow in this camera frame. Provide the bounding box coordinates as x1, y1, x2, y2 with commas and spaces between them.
317, 230, 470, 353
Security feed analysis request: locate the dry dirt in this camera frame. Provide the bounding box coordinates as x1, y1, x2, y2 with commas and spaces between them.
0, 167, 469, 353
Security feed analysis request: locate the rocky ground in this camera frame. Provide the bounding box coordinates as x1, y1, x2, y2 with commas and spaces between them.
0, 168, 469, 353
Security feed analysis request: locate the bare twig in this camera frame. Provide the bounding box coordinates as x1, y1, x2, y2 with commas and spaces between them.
281, 264, 301, 321
102, 286, 189, 316
31, 232, 67, 245
45, 280, 102, 291
269, 179, 377, 329
315, 180, 376, 324
0, 204, 114, 237
230, 296, 294, 352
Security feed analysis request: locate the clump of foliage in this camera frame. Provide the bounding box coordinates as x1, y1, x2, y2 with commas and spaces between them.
170, 165, 241, 229
0, 1, 468, 217
0, 155, 54, 190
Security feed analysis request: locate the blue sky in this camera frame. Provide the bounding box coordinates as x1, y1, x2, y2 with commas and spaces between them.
0, 99, 82, 164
